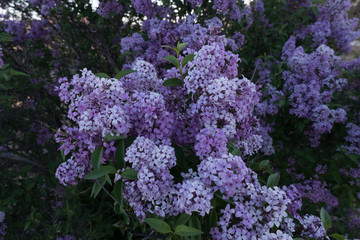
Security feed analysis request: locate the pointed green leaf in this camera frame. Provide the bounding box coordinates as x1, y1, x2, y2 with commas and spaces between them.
163, 55, 180, 68
177, 42, 188, 53
91, 146, 103, 169
181, 53, 195, 67
0, 32, 13, 42
175, 214, 191, 227
163, 78, 182, 87
113, 180, 124, 204
144, 218, 172, 234
122, 169, 138, 180
161, 45, 178, 53
115, 70, 136, 79
85, 166, 117, 179
95, 73, 110, 78
10, 69, 29, 77
91, 176, 106, 198
320, 207, 332, 231
175, 225, 203, 237
105, 133, 126, 141
115, 139, 125, 169
209, 209, 218, 228
330, 234, 345, 240
189, 216, 201, 240
267, 173, 280, 188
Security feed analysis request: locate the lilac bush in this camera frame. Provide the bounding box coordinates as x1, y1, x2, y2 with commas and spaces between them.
1, 0, 359, 239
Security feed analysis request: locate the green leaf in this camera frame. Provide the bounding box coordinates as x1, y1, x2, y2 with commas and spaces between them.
105, 133, 126, 141
85, 166, 117, 179
24, 221, 31, 231
267, 173, 280, 188
113, 180, 123, 204
163, 55, 180, 68
115, 70, 136, 79
163, 78, 182, 87
91, 176, 106, 198
161, 45, 178, 53
144, 218, 172, 234
0, 32, 13, 42
10, 69, 29, 77
259, 160, 270, 171
177, 42, 188, 53
175, 213, 191, 227
181, 54, 195, 67
95, 73, 110, 78
175, 225, 203, 237
330, 233, 345, 240
122, 169, 138, 180
60, 150, 65, 161
115, 139, 125, 169
209, 209, 218, 228
293, 238, 304, 240
91, 146, 103, 169
189, 216, 201, 240
320, 207, 332, 231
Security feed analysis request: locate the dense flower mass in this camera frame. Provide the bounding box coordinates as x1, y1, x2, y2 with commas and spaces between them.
2, 0, 359, 238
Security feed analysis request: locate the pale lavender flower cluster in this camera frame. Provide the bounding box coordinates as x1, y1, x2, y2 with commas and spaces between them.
342, 123, 360, 155
29, 0, 57, 15
282, 37, 347, 146
56, 235, 76, 240
30, 121, 52, 145
0, 212, 6, 240
295, 0, 360, 52
55, 37, 329, 236
56, 69, 131, 138
97, 0, 123, 17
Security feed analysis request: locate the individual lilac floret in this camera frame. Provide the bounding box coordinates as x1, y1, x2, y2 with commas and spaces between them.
55, 156, 87, 186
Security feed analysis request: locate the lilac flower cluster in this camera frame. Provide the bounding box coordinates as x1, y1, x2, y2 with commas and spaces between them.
281, 37, 348, 146
97, 0, 123, 18
56, 235, 76, 240
30, 121, 52, 145
0, 47, 3, 69
55, 34, 331, 237
295, 0, 360, 52
342, 123, 360, 155
29, 0, 57, 15
0, 212, 6, 240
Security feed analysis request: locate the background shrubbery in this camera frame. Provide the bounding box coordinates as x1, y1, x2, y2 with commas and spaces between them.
0, 0, 359, 239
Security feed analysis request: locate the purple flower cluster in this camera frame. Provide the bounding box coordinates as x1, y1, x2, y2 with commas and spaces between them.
56, 235, 76, 240
0, 47, 3, 69
343, 123, 360, 155
295, 0, 360, 52
97, 0, 123, 17
30, 121, 52, 145
0, 212, 6, 240
281, 37, 348, 146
